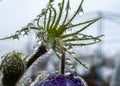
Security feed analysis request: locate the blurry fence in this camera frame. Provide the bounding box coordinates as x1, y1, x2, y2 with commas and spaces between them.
96, 11, 120, 86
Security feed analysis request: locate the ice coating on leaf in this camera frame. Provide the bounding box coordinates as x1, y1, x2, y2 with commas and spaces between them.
35, 73, 86, 86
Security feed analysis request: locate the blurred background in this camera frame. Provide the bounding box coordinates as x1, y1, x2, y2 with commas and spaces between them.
0, 0, 120, 86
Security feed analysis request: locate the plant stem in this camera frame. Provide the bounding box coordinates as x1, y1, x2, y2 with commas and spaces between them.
26, 43, 47, 68
61, 51, 65, 75
59, 40, 66, 75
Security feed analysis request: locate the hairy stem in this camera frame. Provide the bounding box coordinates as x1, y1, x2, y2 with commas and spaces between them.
26, 43, 47, 68
59, 40, 66, 75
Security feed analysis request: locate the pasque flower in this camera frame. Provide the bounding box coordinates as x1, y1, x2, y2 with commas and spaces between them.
35, 73, 86, 86
0, 0, 103, 86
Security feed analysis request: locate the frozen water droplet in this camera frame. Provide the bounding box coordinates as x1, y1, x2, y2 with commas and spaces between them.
81, 46, 85, 48
70, 66, 76, 72
32, 71, 48, 83
21, 84, 25, 86
30, 82, 37, 86
33, 44, 39, 51
82, 35, 87, 38
15, 31, 20, 34
49, 49, 53, 52
100, 35, 105, 39
79, 11, 84, 16
13, 38, 19, 42
54, 71, 59, 74
1, 55, 4, 59
46, 49, 53, 56
78, 7, 84, 16
94, 39, 99, 43
69, 64, 73, 68
65, 72, 71, 75
21, 31, 25, 35
23, 34, 28, 37
34, 61, 39, 65
21, 30, 29, 37
66, 58, 71, 65
71, 53, 76, 57
42, 9, 46, 15
36, 15, 40, 19
28, 78, 32, 83
58, 3, 62, 7
28, 23, 34, 28
69, 48, 73, 52
68, 46, 72, 50
47, 51, 51, 56
37, 40, 42, 45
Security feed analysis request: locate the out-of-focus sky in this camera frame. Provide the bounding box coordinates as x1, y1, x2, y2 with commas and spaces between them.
0, 0, 120, 56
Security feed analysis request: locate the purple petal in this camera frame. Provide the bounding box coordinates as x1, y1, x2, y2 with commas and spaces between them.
36, 73, 86, 86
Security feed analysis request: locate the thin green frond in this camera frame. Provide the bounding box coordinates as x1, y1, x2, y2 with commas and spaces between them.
76, 18, 100, 32
36, 15, 42, 29
65, 0, 84, 26
61, 18, 100, 39
63, 35, 103, 42
62, 0, 70, 25
50, 5, 57, 29
67, 18, 100, 29
0, 27, 41, 40
53, 0, 65, 30
67, 50, 88, 69
43, 10, 47, 30
65, 40, 101, 46
0, 34, 19, 40
57, 18, 100, 37
47, 8, 52, 30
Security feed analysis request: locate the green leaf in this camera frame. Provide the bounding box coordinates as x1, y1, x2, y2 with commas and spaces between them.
61, 18, 100, 39
63, 35, 103, 42
67, 18, 100, 29
65, 40, 101, 47
57, 18, 100, 37
65, 0, 84, 25
53, 0, 65, 30
62, 0, 70, 24
0, 27, 40, 40
49, 5, 57, 29
67, 50, 88, 69
47, 8, 52, 30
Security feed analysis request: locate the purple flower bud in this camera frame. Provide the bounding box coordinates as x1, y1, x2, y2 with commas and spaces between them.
35, 73, 86, 86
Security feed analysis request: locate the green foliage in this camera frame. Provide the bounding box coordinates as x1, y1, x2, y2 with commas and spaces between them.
0, 0, 103, 69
